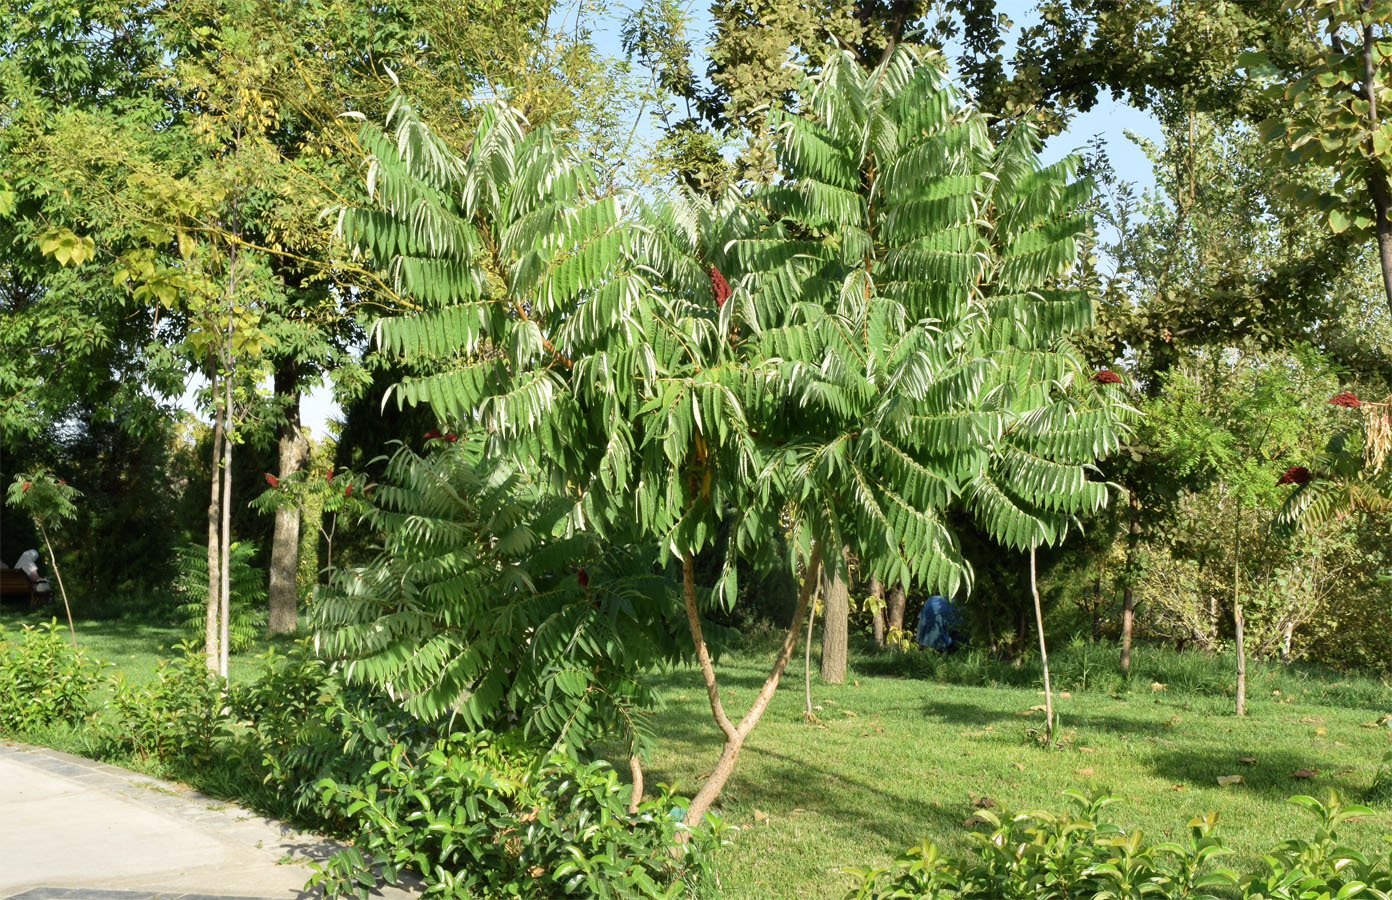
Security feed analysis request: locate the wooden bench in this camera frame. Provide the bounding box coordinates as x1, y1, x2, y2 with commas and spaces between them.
0, 567, 43, 609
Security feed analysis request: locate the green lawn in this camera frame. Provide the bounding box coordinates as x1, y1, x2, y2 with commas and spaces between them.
6, 605, 1389, 900
644, 651, 1392, 900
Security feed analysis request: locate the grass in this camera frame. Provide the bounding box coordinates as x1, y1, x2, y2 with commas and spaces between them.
643, 647, 1392, 900
6, 604, 1390, 900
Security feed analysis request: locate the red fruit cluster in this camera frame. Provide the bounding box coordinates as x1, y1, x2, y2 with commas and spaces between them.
21, 480, 31, 493
577, 568, 589, 588
1092, 370, 1123, 385
264, 473, 279, 488
445, 433, 459, 443
57, 480, 65, 486
424, 429, 442, 440
1277, 465, 1311, 485
709, 265, 731, 308
325, 471, 334, 483
1329, 391, 1361, 408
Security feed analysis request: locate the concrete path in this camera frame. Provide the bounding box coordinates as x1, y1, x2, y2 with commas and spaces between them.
0, 741, 418, 900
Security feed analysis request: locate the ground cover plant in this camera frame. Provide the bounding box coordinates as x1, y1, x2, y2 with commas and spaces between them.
4, 612, 1389, 900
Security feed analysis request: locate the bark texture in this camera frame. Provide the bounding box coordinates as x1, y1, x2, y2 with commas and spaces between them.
205, 375, 223, 673
886, 582, 906, 636
679, 544, 822, 832
819, 559, 849, 684
268, 364, 307, 635
869, 575, 885, 647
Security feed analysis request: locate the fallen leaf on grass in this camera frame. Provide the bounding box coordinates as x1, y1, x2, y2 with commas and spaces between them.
1315, 726, 1327, 736
1078, 746, 1096, 753
841, 709, 858, 717
1059, 691, 1072, 699
1013, 762, 1026, 771
752, 809, 770, 824
1217, 775, 1244, 786
1171, 784, 1186, 791
971, 796, 997, 809
1075, 767, 1095, 776
1151, 681, 1167, 692
1291, 768, 1318, 779
963, 814, 992, 827
1238, 756, 1257, 764
1029, 704, 1047, 712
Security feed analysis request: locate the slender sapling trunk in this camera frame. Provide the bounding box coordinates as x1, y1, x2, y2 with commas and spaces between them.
1031, 545, 1053, 743
679, 544, 822, 833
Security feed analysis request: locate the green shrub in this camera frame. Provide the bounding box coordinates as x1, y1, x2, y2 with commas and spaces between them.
226, 641, 441, 825
309, 731, 724, 900
0, 620, 104, 732
173, 540, 266, 652
843, 789, 1390, 900
1372, 751, 1392, 807
110, 643, 229, 766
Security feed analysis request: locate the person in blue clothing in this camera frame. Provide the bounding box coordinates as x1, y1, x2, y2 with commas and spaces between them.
915, 594, 958, 652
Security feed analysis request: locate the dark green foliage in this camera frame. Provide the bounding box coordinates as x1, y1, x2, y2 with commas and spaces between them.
309, 731, 722, 900
173, 540, 265, 652
0, 620, 103, 732
316, 440, 685, 755
844, 788, 1390, 900
109, 643, 229, 767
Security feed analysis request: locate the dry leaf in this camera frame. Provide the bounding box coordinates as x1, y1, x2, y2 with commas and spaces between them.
752, 809, 771, 824
1315, 726, 1327, 736
1029, 704, 1047, 712
1075, 767, 1095, 776
1300, 716, 1320, 724
1059, 691, 1072, 699
1078, 746, 1096, 753
972, 796, 997, 809
1171, 784, 1186, 791
852, 680, 859, 687
1013, 762, 1026, 771
1291, 768, 1317, 779
842, 709, 858, 717
1238, 756, 1256, 764
1151, 681, 1168, 692
963, 814, 991, 827
1272, 690, 1281, 696
1217, 775, 1244, 786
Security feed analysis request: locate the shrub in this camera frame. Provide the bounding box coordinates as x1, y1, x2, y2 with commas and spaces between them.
843, 789, 1390, 900
309, 731, 724, 900
0, 620, 104, 732
173, 540, 266, 652
109, 643, 229, 767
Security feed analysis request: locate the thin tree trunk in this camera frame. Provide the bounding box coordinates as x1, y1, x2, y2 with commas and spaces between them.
219, 372, 233, 680
803, 576, 821, 721
886, 582, 906, 637
205, 375, 224, 673
627, 755, 644, 814
1361, 22, 1392, 319
1233, 501, 1245, 717
1120, 492, 1140, 673
679, 544, 822, 833
268, 364, 306, 635
819, 557, 849, 684
36, 522, 76, 649
1030, 546, 1053, 743
869, 575, 885, 648
1281, 620, 1294, 665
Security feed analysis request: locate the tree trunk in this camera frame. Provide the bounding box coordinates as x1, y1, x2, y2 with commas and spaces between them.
886, 582, 906, 636
679, 544, 822, 833
803, 579, 818, 720
36, 522, 76, 649
1233, 502, 1245, 717
1030, 546, 1054, 744
869, 575, 885, 648
205, 374, 224, 673
1120, 492, 1141, 673
627, 755, 644, 814
1361, 22, 1392, 319
1280, 620, 1294, 665
219, 372, 233, 680
819, 557, 849, 684
268, 363, 307, 635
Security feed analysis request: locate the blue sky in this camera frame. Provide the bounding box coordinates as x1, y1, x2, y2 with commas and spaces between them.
298, 1, 1164, 437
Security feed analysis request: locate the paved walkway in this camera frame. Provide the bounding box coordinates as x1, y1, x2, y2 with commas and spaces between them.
0, 741, 418, 900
